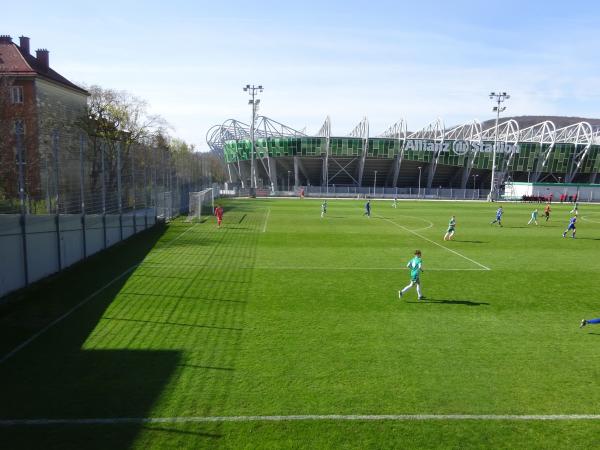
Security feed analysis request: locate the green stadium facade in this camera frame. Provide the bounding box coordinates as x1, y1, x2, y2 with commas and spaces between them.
207, 116, 600, 191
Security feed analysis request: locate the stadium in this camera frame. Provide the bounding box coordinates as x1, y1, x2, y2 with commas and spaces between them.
207, 115, 600, 193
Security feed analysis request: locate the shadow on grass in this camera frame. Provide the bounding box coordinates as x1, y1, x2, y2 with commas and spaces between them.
454, 240, 488, 244
406, 298, 490, 306
0, 223, 182, 449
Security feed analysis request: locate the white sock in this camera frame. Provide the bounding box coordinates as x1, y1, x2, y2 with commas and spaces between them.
416, 284, 422, 298
401, 282, 413, 294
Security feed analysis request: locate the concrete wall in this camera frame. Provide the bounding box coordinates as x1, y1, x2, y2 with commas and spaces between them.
0, 208, 156, 299
505, 182, 600, 201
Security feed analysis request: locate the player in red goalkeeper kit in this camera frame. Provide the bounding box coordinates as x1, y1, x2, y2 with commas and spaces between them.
215, 205, 224, 228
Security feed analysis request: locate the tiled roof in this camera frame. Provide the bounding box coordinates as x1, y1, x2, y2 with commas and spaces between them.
0, 36, 88, 95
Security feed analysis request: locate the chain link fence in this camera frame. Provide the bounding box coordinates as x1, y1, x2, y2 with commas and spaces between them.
0, 125, 214, 298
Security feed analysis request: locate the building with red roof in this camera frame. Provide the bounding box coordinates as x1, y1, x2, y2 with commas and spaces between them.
0, 34, 89, 212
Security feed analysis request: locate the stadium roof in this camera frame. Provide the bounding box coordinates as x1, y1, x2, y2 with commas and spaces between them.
207, 115, 600, 157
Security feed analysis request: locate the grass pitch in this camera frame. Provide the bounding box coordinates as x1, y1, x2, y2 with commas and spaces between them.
1, 198, 600, 449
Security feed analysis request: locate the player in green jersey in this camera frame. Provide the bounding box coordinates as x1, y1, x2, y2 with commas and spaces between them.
444, 216, 456, 241
527, 209, 538, 225
321, 200, 327, 218
399, 250, 425, 300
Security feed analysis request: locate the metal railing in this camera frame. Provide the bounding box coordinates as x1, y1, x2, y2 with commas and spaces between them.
0, 128, 213, 298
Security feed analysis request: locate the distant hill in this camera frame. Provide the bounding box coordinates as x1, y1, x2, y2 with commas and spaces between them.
479, 115, 600, 130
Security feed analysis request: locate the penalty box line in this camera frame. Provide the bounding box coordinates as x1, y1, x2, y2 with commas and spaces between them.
3, 414, 600, 426
378, 216, 491, 271
0, 222, 201, 366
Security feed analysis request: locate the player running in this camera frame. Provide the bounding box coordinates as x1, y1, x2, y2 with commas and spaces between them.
570, 202, 579, 216
399, 250, 425, 300
562, 216, 577, 238
392, 197, 398, 208
364, 200, 371, 218
527, 209, 538, 225
321, 200, 327, 218
444, 216, 456, 241
580, 317, 600, 328
215, 205, 224, 228
543, 203, 551, 222
490, 207, 503, 226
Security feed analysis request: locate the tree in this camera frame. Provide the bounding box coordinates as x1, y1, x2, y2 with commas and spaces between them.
78, 85, 170, 210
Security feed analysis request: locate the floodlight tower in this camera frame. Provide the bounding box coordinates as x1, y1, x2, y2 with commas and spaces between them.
488, 91, 510, 201
243, 84, 263, 190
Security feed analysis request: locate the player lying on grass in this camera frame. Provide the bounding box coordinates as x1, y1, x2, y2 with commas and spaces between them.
580, 318, 600, 328
399, 250, 425, 300
562, 216, 576, 238
444, 216, 456, 241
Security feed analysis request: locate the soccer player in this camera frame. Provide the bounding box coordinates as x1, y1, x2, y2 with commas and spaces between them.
527, 209, 538, 225
562, 216, 577, 238
543, 203, 551, 222
215, 205, 224, 228
444, 216, 456, 241
570, 202, 579, 216
321, 200, 327, 218
490, 207, 503, 226
399, 250, 425, 300
580, 317, 600, 328
364, 200, 371, 218
392, 197, 398, 208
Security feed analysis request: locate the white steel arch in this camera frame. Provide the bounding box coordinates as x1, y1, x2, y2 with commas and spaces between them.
408, 119, 445, 188
380, 119, 408, 187
349, 117, 369, 187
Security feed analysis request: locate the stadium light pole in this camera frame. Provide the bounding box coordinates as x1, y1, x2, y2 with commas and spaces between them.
243, 84, 263, 191
488, 91, 510, 202
417, 166, 422, 199
373, 170, 378, 195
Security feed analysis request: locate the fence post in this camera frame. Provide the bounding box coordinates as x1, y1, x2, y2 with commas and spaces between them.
101, 141, 107, 249
132, 144, 137, 233
53, 129, 62, 271
117, 141, 123, 241
143, 146, 148, 229
15, 121, 29, 286
80, 134, 87, 259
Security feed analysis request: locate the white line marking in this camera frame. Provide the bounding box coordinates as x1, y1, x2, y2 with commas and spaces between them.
581, 215, 600, 224
251, 267, 487, 271
3, 414, 600, 426
391, 215, 434, 232
379, 216, 491, 271
262, 208, 270, 233
0, 223, 198, 365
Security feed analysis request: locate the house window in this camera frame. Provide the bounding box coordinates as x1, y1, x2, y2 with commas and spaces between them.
14, 119, 25, 135
11, 86, 24, 104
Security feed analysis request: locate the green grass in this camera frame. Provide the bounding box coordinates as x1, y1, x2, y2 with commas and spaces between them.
1, 198, 600, 449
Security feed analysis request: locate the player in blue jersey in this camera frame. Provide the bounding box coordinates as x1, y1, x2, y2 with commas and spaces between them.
562, 216, 577, 238
580, 317, 600, 328
399, 250, 425, 300
490, 206, 503, 226
364, 200, 371, 218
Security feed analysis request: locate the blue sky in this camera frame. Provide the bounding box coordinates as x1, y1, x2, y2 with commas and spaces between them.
5, 0, 600, 149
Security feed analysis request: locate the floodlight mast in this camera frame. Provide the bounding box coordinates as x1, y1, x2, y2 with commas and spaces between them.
243, 84, 263, 190
488, 91, 510, 201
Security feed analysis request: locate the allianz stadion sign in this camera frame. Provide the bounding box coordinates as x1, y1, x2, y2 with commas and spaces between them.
404, 140, 520, 156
